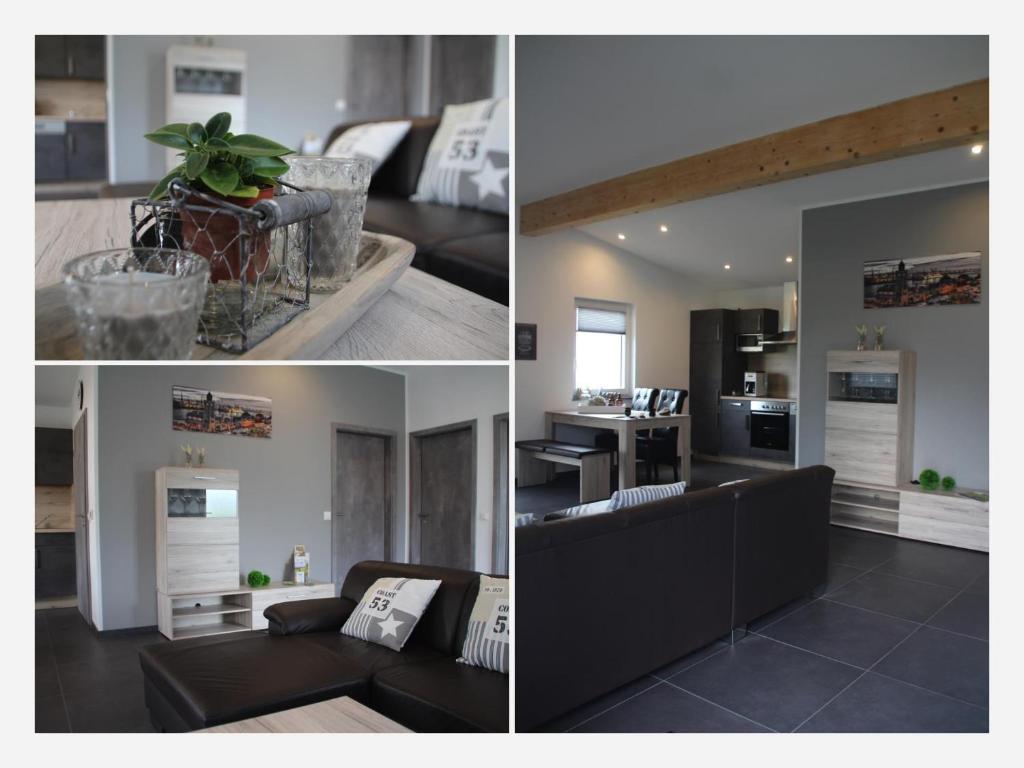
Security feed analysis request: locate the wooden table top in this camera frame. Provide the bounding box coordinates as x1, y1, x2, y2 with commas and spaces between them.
198, 696, 411, 733
35, 197, 508, 360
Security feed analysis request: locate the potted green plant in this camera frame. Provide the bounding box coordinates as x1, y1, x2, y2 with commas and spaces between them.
144, 112, 294, 282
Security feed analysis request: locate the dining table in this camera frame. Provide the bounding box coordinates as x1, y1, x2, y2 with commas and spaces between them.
34, 197, 508, 360
545, 409, 692, 491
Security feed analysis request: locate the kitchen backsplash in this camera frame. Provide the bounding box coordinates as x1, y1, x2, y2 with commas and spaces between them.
747, 345, 798, 398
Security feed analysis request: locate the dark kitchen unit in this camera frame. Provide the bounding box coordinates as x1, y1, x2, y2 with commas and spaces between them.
689, 309, 745, 454
36, 427, 76, 601
691, 290, 799, 463
35, 35, 109, 191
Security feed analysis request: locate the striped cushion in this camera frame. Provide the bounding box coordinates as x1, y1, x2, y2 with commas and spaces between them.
340, 577, 441, 652
457, 576, 509, 674
561, 499, 613, 518
608, 481, 687, 511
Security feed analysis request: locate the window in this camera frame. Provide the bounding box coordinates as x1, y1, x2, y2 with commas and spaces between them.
574, 300, 632, 393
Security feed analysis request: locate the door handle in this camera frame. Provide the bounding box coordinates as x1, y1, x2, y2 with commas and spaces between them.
715, 323, 720, 342
745, 414, 750, 430
67, 54, 75, 77
66, 131, 74, 156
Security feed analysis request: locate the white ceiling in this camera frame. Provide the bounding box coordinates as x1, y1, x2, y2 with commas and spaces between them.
36, 366, 80, 407
516, 35, 989, 288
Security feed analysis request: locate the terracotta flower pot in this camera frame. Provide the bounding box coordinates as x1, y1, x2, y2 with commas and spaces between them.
180, 186, 275, 283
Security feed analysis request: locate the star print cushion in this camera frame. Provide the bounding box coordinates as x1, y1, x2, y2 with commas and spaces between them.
457, 576, 509, 674
340, 577, 442, 652
411, 97, 509, 214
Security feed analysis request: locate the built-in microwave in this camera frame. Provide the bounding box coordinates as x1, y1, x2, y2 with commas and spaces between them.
736, 333, 764, 352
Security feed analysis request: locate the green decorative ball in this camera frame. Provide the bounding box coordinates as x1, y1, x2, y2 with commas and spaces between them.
261, 573, 271, 586
919, 469, 940, 491
941, 475, 957, 492
247, 570, 266, 587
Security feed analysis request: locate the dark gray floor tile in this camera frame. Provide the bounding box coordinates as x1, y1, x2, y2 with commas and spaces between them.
575, 682, 769, 732
799, 672, 987, 732
35, 695, 70, 733
652, 640, 728, 680
966, 569, 988, 596
670, 634, 860, 733
828, 570, 958, 622
874, 626, 988, 708
57, 653, 145, 697
760, 600, 917, 668
928, 592, 988, 640
747, 596, 814, 632
875, 540, 988, 589
64, 686, 154, 733
827, 529, 899, 570
539, 675, 661, 732
35, 659, 63, 700
825, 563, 865, 594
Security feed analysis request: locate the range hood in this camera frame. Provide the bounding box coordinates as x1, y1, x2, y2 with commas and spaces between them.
762, 281, 798, 346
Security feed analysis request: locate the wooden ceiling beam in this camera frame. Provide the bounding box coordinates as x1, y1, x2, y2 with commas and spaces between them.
520, 78, 988, 236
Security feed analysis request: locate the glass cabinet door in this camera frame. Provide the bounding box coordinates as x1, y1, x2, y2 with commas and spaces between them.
166, 488, 238, 518
828, 372, 899, 404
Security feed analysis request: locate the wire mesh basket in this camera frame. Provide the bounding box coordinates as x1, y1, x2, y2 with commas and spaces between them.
128, 179, 332, 353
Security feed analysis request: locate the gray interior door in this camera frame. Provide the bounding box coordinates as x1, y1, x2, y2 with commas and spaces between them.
492, 414, 509, 575
73, 411, 91, 625
333, 427, 394, 587
411, 421, 476, 570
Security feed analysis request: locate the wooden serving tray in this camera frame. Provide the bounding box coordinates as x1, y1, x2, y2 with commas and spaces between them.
35, 231, 414, 360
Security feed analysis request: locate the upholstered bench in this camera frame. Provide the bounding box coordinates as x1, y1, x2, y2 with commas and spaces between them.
515, 439, 612, 503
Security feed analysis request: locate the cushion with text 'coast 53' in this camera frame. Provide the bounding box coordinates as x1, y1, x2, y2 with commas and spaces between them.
411, 97, 509, 214
340, 577, 441, 652
457, 576, 509, 674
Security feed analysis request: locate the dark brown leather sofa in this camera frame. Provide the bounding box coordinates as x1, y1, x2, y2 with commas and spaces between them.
138, 561, 508, 732
515, 465, 834, 731
324, 117, 508, 305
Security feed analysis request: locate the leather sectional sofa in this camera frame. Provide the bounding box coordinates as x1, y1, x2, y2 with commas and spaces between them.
324, 117, 509, 305
515, 465, 835, 731
138, 561, 508, 732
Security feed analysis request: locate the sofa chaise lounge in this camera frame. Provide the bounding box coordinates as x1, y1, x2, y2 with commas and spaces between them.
139, 560, 508, 732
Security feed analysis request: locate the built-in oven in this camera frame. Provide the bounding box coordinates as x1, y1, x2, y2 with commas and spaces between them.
749, 400, 792, 453
736, 333, 764, 352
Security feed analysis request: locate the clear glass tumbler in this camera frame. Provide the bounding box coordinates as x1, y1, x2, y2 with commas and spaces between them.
282, 156, 371, 292
63, 248, 210, 360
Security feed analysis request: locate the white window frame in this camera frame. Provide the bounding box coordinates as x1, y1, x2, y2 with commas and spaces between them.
572, 298, 635, 396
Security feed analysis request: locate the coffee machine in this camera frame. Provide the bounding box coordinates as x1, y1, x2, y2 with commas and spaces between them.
744, 371, 767, 397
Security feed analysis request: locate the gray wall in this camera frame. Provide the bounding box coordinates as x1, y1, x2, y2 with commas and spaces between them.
109, 35, 409, 183
798, 182, 988, 489
97, 366, 405, 630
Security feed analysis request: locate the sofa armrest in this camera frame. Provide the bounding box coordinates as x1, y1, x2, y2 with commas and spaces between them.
265, 597, 354, 636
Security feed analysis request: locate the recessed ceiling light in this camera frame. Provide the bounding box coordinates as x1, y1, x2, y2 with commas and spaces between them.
971, 143, 984, 155
617, 233, 626, 240
723, 264, 731, 270
659, 225, 669, 233
785, 255, 794, 263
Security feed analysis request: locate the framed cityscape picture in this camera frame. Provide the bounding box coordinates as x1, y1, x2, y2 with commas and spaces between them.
515, 323, 537, 360
863, 252, 982, 308
172, 386, 272, 438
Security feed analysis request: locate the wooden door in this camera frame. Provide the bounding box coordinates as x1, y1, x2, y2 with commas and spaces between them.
72, 412, 91, 625
410, 421, 476, 570
492, 414, 509, 575
332, 426, 395, 587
